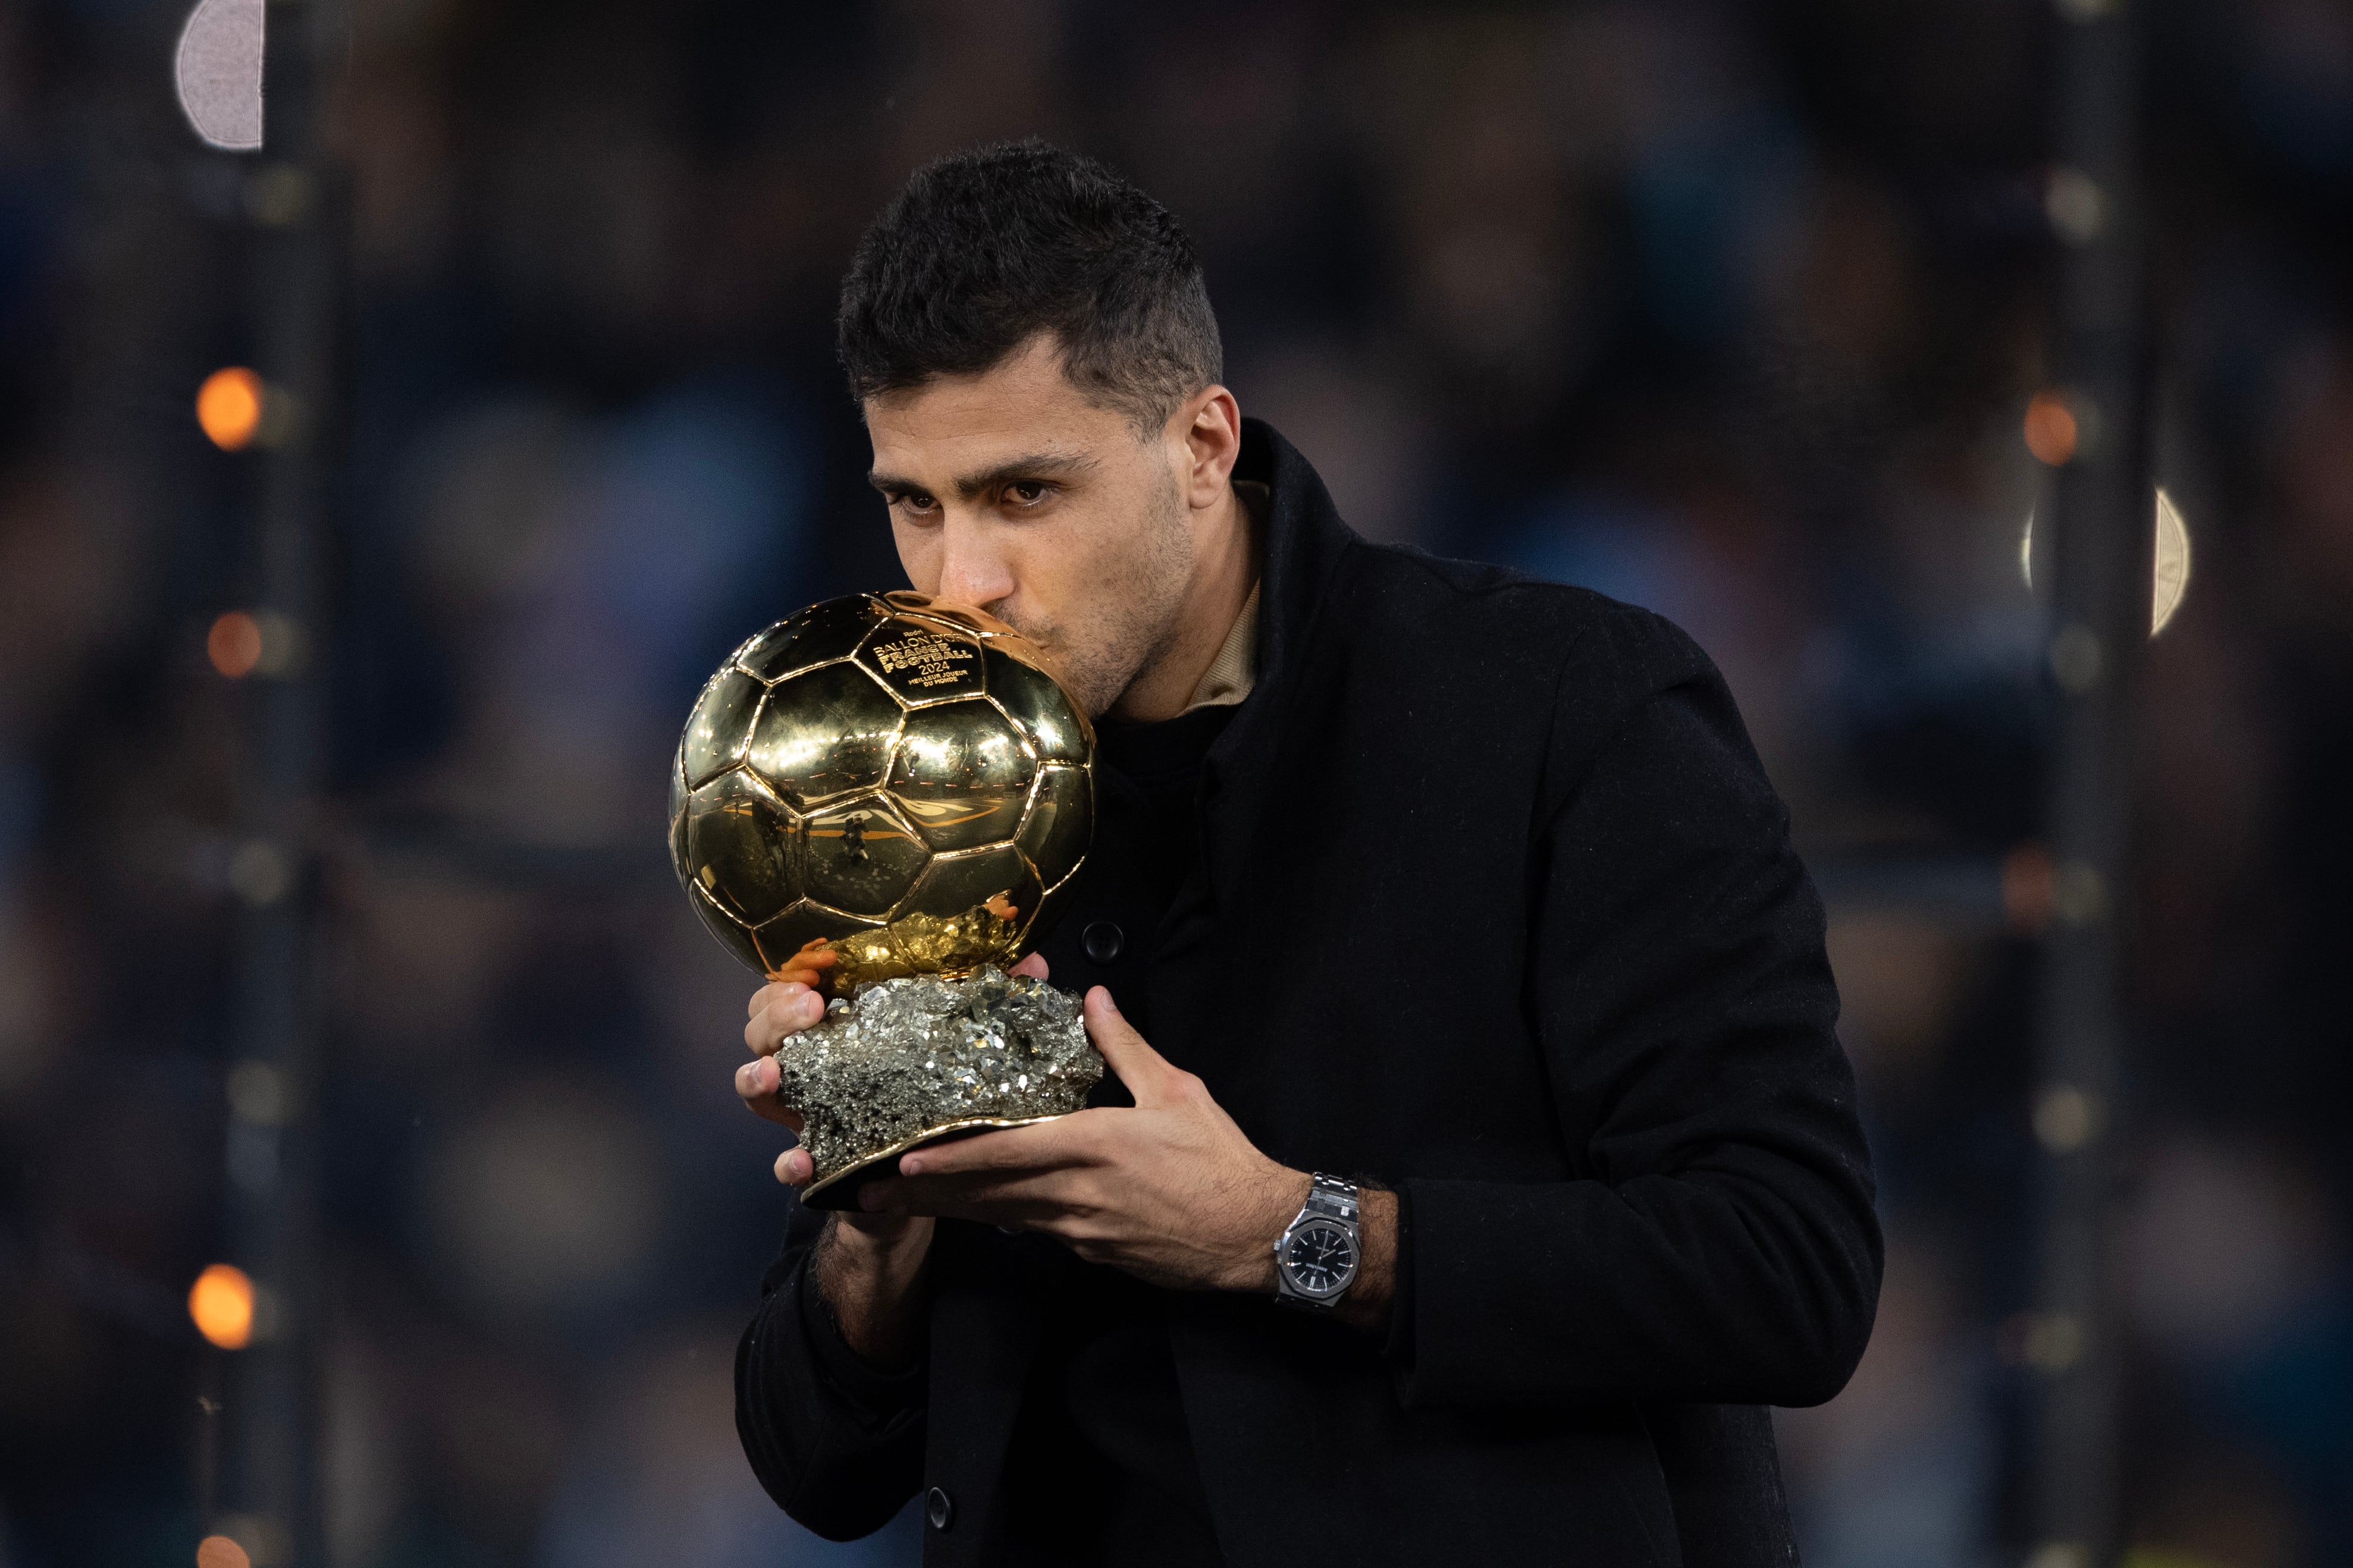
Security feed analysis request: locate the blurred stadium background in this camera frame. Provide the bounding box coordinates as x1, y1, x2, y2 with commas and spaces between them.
4, 1, 2352, 1564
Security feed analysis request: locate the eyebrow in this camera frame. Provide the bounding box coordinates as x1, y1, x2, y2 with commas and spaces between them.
867, 449, 1099, 501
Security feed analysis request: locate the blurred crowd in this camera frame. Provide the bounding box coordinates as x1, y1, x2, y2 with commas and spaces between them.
4, 1, 2353, 1564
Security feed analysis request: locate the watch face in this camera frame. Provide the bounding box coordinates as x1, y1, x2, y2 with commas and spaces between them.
1282, 1221, 1356, 1296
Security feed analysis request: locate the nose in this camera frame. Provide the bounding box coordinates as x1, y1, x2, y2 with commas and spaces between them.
933, 516, 1017, 612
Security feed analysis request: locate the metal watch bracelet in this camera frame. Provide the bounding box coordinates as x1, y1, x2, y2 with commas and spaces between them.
1273, 1173, 1360, 1310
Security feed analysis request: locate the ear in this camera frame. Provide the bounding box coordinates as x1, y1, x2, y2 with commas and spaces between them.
1171, 385, 1243, 513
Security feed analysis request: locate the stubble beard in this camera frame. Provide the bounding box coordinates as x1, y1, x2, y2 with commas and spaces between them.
999, 470, 1194, 718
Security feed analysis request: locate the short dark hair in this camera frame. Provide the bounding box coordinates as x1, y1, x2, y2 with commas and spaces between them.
837, 139, 1223, 432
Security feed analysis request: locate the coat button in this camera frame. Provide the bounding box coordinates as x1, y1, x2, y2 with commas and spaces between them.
1081, 920, 1124, 963
926, 1486, 953, 1531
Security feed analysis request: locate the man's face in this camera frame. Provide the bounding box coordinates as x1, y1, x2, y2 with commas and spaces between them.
864, 336, 1196, 717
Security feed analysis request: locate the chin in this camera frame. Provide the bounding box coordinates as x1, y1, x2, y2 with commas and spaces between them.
999, 626, 1113, 715
1064, 662, 1131, 721
1067, 673, 1123, 721
994, 608, 1148, 719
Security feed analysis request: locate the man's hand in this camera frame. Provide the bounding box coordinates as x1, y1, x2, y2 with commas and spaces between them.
856, 985, 1397, 1327
741, 962, 984, 1367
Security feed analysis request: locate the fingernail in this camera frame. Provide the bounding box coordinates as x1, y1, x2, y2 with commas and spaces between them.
898, 1155, 922, 1176
1095, 986, 1119, 1014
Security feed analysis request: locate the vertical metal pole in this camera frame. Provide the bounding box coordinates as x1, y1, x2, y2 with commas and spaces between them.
221, 0, 341, 1561
2029, 1, 2152, 1564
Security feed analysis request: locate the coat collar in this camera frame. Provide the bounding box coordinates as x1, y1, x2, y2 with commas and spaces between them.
1226, 417, 1355, 717
1197, 419, 1358, 910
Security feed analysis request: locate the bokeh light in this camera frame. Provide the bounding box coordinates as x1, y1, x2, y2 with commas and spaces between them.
196, 366, 264, 450
194, 1535, 252, 1568
2018, 488, 2194, 636
2024, 389, 2079, 466
173, 0, 263, 150
208, 611, 262, 678
2151, 488, 2192, 634
188, 1262, 256, 1350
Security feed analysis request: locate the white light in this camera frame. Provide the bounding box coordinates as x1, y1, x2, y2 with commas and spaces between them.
2018, 487, 2194, 636
174, 0, 263, 151
2151, 489, 2191, 634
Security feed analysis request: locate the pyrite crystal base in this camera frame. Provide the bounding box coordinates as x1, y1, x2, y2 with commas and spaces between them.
780, 967, 1103, 1209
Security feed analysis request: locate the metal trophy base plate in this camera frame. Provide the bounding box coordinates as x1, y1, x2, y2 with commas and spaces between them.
798, 1116, 1063, 1212
777, 968, 1104, 1211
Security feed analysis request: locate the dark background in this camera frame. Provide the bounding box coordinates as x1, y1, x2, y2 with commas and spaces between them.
4, 1, 2352, 1564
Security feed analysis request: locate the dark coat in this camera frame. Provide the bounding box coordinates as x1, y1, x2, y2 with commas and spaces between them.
736, 420, 1882, 1566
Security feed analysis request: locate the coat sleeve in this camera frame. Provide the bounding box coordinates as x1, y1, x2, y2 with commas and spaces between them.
734, 1201, 928, 1538
1394, 609, 1881, 1409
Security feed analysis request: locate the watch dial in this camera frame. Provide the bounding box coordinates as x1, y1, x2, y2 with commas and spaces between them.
1284, 1221, 1356, 1294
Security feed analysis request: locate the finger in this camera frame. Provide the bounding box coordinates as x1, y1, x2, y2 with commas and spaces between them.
773, 1145, 814, 1186
772, 940, 839, 994
733, 1057, 805, 1132
1082, 988, 1182, 1107
859, 1167, 1076, 1223
895, 1117, 1096, 1179
745, 984, 827, 1055
746, 976, 826, 1018
1011, 951, 1049, 981
746, 981, 806, 1038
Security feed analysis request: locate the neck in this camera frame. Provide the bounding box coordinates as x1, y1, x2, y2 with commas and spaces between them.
1109, 482, 1255, 724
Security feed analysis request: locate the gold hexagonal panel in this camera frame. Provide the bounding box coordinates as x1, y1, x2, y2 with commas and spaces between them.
887, 699, 1037, 852
748, 661, 903, 808
896, 843, 1044, 939
680, 667, 765, 789
680, 770, 799, 927
752, 901, 883, 978
1017, 765, 1091, 891
857, 618, 986, 708
802, 795, 931, 919
687, 879, 770, 975
984, 646, 1090, 764
735, 596, 887, 683
1023, 873, 1077, 953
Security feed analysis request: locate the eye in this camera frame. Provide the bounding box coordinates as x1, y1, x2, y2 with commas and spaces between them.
892, 492, 940, 520
1004, 480, 1051, 507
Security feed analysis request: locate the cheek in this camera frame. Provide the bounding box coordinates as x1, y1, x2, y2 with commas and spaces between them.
1042, 508, 1147, 600
1009, 532, 1077, 604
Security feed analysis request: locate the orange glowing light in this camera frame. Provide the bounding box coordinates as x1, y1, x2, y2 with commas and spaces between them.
208, 611, 263, 678
197, 367, 265, 451
189, 1263, 256, 1350
2023, 391, 2078, 466
196, 1535, 252, 1568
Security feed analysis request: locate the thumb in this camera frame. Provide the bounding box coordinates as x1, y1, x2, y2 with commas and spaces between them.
1082, 986, 1178, 1105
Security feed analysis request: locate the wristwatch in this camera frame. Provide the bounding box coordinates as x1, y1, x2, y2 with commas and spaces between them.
1272, 1173, 1360, 1310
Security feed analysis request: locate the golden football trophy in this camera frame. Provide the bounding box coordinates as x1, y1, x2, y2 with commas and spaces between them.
669, 592, 1102, 1207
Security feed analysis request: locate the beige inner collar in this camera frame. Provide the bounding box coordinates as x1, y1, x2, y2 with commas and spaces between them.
1184, 581, 1259, 711
1181, 481, 1265, 712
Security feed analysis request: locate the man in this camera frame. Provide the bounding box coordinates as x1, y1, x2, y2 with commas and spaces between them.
733, 139, 1880, 1567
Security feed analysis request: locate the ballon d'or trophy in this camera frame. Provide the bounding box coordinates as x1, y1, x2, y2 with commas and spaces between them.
669, 592, 1102, 1208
